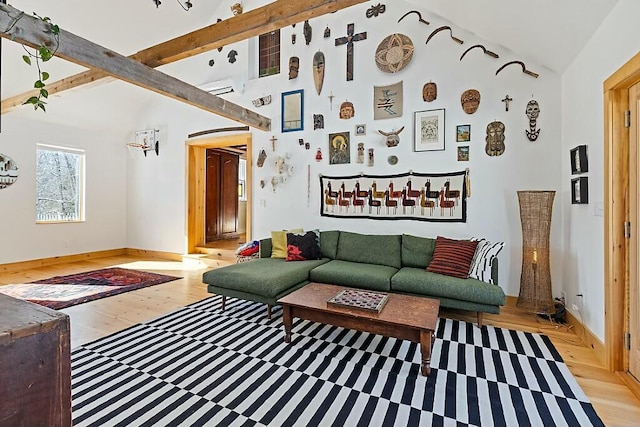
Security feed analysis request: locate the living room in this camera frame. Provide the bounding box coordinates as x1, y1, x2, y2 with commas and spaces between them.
1, 0, 640, 425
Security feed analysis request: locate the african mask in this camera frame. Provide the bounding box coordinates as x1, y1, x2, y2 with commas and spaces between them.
525, 99, 541, 141
423, 82, 437, 102
461, 89, 481, 114
288, 56, 299, 80
339, 101, 355, 119
303, 20, 312, 45
485, 121, 505, 156
230, 2, 242, 15
357, 142, 365, 164
313, 114, 324, 130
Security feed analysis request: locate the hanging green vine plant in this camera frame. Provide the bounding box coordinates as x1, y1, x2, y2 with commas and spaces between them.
20, 13, 60, 112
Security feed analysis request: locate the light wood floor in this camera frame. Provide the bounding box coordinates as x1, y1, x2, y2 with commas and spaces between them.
1, 254, 639, 426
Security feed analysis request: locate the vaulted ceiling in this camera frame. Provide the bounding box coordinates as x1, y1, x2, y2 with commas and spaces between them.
0, 0, 621, 130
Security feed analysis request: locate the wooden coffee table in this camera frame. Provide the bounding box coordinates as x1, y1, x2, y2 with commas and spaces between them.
277, 282, 440, 376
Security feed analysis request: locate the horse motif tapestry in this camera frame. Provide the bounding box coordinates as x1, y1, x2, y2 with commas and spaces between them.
320, 170, 467, 222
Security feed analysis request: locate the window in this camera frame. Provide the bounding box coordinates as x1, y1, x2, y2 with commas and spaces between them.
238, 158, 247, 201
36, 144, 85, 223
258, 30, 280, 77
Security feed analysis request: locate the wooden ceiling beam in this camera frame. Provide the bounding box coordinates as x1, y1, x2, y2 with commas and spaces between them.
0, 4, 270, 130
1, 0, 367, 114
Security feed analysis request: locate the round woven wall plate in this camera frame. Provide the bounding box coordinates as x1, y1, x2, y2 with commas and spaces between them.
375, 33, 414, 73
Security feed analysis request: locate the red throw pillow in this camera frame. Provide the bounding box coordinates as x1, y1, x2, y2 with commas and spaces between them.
426, 236, 479, 279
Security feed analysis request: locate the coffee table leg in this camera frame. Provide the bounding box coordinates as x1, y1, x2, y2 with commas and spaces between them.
283, 305, 292, 343
420, 329, 433, 376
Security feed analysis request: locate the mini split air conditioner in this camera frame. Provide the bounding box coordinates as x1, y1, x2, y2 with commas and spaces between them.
198, 78, 245, 96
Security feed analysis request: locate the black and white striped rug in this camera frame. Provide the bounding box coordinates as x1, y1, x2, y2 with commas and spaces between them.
71, 296, 604, 426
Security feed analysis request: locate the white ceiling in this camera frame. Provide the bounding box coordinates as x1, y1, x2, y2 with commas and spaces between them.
405, 0, 620, 73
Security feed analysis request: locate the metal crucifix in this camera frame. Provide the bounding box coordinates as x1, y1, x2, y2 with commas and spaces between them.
502, 94, 513, 112
335, 23, 367, 81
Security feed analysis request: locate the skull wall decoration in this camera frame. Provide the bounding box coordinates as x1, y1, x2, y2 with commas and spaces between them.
378, 126, 405, 147
525, 99, 541, 141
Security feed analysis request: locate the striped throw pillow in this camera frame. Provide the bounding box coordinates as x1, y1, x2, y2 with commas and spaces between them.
468, 238, 504, 284
426, 236, 479, 279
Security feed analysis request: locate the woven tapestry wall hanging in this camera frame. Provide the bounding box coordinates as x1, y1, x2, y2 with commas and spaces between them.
320, 170, 467, 222
373, 81, 403, 120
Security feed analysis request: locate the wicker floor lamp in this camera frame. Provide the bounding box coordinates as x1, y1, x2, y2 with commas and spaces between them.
517, 191, 555, 314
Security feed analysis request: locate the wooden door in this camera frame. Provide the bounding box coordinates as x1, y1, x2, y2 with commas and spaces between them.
629, 82, 640, 381
205, 149, 238, 242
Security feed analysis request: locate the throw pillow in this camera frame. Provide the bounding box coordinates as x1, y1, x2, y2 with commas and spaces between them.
286, 230, 322, 261
468, 238, 504, 284
271, 228, 303, 258
426, 236, 478, 279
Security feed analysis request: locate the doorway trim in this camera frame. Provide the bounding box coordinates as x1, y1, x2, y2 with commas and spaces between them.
186, 133, 252, 254
604, 52, 640, 374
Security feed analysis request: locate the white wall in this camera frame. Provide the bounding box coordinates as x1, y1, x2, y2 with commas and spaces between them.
127, 0, 563, 300
0, 116, 128, 263
561, 0, 640, 341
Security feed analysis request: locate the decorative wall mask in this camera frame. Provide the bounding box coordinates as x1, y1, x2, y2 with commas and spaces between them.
312, 51, 325, 95
374, 81, 403, 120
324, 26, 331, 38
366, 3, 386, 18
303, 20, 312, 45
230, 2, 242, 15
313, 114, 325, 130
305, 142, 310, 150
0, 153, 19, 189
208, 59, 215, 67
459, 44, 499, 61
398, 10, 430, 25
299, 138, 305, 146
257, 148, 267, 167
289, 56, 299, 80
339, 101, 355, 119
357, 143, 365, 163
316, 148, 323, 162
329, 132, 351, 164
378, 126, 405, 147
227, 50, 238, 63
425, 26, 463, 46
496, 60, 539, 78
423, 82, 437, 102
368, 148, 375, 166
461, 89, 481, 114
375, 33, 414, 73
525, 99, 541, 141
502, 94, 513, 111
485, 121, 506, 156
260, 179, 265, 189
252, 95, 272, 107
335, 23, 367, 81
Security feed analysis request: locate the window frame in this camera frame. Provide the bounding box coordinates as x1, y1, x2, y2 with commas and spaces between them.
35, 143, 86, 224
258, 29, 281, 78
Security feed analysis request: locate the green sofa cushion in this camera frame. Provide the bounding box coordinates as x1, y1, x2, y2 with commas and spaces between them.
336, 231, 402, 269
259, 238, 272, 258
391, 267, 506, 306
202, 258, 329, 299
401, 234, 435, 269
309, 260, 396, 291
320, 230, 340, 259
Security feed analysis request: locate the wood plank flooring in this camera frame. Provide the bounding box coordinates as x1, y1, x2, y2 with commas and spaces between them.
1, 254, 639, 426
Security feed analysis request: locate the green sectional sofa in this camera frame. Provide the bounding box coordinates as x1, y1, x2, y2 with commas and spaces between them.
202, 230, 505, 325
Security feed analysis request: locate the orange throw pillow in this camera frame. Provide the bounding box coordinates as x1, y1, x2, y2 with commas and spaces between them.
426, 236, 479, 279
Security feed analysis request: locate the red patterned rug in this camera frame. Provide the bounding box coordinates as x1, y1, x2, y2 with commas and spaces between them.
0, 267, 180, 310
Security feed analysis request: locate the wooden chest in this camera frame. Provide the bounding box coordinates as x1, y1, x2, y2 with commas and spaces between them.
0, 294, 71, 427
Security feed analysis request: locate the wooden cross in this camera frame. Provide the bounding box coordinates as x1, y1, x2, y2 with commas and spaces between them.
269, 135, 277, 151
328, 91, 335, 110
502, 94, 513, 111
335, 23, 367, 81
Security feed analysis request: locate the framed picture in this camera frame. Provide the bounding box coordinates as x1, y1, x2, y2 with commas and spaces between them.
329, 132, 351, 165
571, 177, 589, 204
281, 89, 304, 132
355, 124, 366, 136
457, 146, 469, 161
414, 109, 445, 152
456, 124, 470, 142
570, 145, 588, 174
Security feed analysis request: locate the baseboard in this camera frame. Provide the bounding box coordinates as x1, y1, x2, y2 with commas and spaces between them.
618, 371, 640, 401
505, 295, 605, 366
124, 248, 183, 261
0, 249, 126, 273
